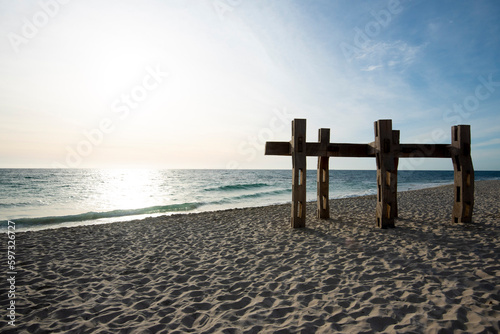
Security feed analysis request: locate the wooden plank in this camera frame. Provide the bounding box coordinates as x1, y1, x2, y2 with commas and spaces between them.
393, 130, 400, 218
265, 142, 291, 156
374, 120, 397, 228
317, 128, 330, 219
267, 142, 373, 157
452, 125, 474, 224
325, 143, 374, 157
291, 119, 307, 228
305, 143, 374, 157
398, 144, 452, 158
267, 142, 453, 158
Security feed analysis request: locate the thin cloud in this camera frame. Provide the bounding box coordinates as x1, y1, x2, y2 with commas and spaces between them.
474, 138, 500, 148
361, 64, 383, 71
354, 41, 425, 71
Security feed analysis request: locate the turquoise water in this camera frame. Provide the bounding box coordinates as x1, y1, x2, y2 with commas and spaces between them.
1, 169, 499, 231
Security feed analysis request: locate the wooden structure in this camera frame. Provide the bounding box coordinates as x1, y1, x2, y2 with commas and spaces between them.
265, 119, 474, 228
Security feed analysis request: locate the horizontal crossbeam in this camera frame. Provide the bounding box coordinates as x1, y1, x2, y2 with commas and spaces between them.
265, 142, 453, 158
398, 144, 452, 158
265, 142, 374, 157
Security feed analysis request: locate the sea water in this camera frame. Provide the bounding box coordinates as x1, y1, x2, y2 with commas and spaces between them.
1, 169, 499, 231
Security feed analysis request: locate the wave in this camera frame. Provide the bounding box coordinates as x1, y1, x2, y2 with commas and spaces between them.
0, 201, 38, 207
231, 189, 291, 200
209, 188, 291, 205
204, 183, 270, 192
3, 202, 201, 227
333, 189, 378, 199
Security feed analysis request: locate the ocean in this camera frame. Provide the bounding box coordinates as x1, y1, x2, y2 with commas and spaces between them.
1, 169, 499, 231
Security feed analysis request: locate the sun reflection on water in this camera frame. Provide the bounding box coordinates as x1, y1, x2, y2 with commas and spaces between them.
94, 169, 168, 211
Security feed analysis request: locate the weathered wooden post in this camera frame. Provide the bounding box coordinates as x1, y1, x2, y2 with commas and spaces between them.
374, 120, 397, 228
317, 128, 330, 219
392, 130, 400, 218
291, 119, 307, 228
451, 125, 474, 224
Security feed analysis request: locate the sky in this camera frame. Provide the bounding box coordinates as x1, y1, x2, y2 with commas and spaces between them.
0, 0, 499, 170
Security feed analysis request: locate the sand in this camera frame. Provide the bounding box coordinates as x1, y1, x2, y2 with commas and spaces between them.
1, 180, 499, 333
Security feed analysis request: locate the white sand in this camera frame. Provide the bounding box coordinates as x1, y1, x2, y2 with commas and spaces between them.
2, 180, 499, 333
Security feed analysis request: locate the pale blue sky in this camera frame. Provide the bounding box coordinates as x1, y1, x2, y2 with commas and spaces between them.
0, 0, 499, 169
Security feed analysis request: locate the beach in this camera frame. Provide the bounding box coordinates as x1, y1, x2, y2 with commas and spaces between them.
2, 180, 499, 333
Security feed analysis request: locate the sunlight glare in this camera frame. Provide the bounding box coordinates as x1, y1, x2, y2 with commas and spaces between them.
97, 169, 165, 211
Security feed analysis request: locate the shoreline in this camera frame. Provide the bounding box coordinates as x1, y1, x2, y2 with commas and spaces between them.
8, 179, 463, 233
1, 180, 499, 333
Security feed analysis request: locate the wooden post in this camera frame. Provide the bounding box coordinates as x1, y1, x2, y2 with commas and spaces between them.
317, 128, 330, 219
291, 119, 307, 228
392, 130, 400, 218
374, 120, 397, 228
451, 125, 474, 224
